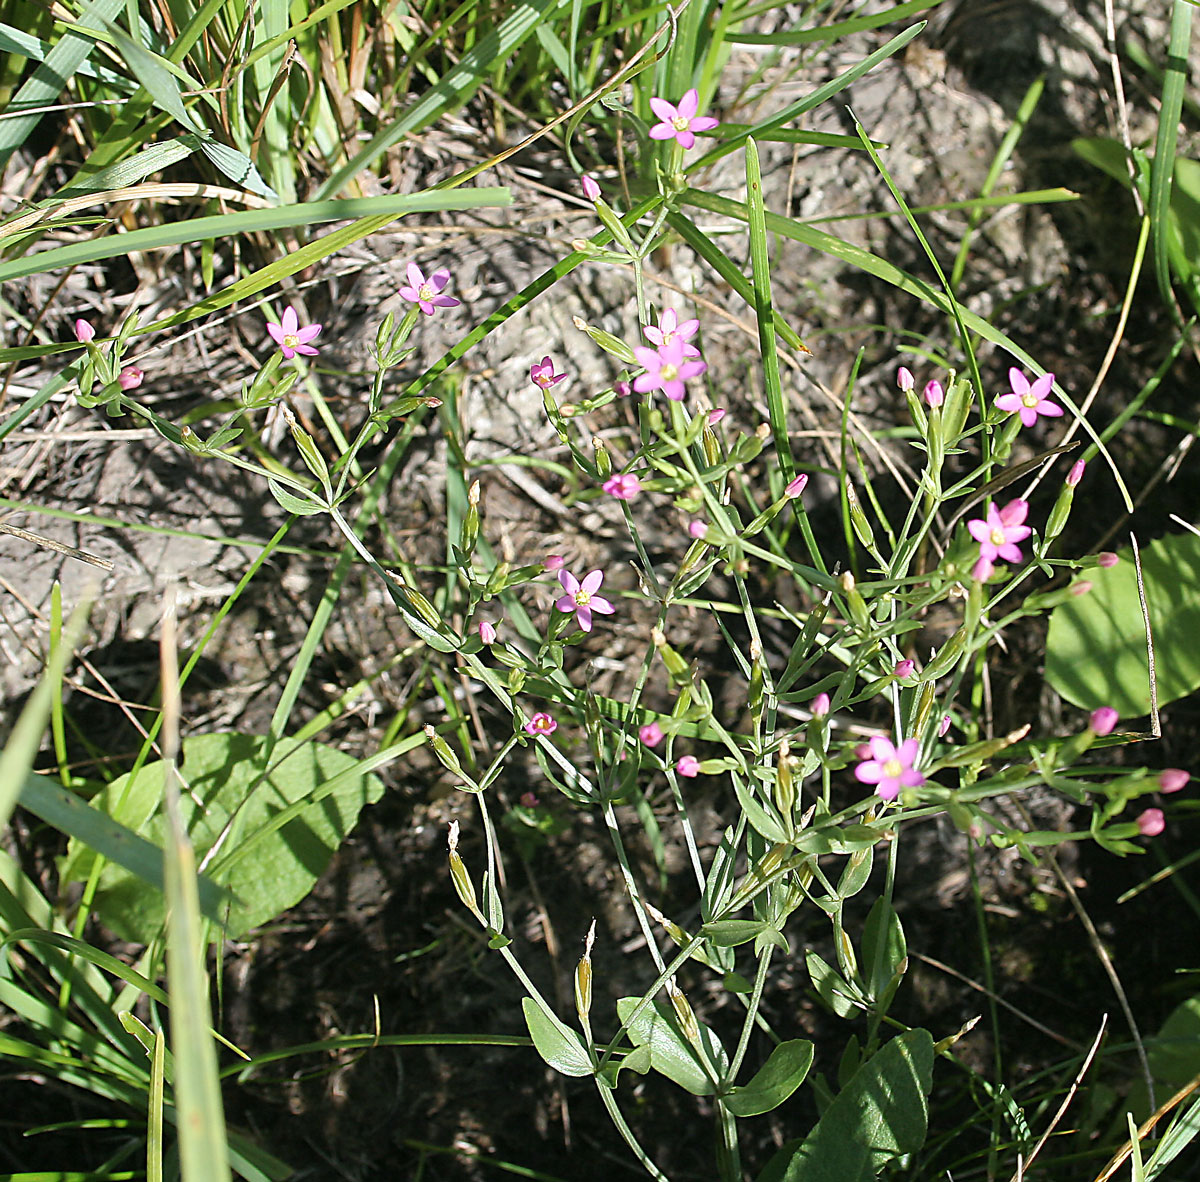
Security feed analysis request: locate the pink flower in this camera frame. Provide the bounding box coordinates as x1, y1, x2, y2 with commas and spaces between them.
923, 380, 944, 408
633, 339, 707, 401
707, 408, 726, 425
520, 791, 540, 808
812, 692, 830, 717
555, 568, 615, 632
995, 368, 1063, 428
544, 555, 566, 572
1071, 581, 1092, 596
613, 381, 632, 398
478, 621, 497, 645
967, 499, 1032, 567
854, 736, 925, 802
524, 712, 558, 736
118, 366, 144, 391
894, 659, 916, 679
531, 356, 567, 389
688, 520, 708, 539
676, 755, 700, 778
399, 262, 460, 316
785, 474, 808, 498
1137, 808, 1165, 837
603, 473, 642, 500
647, 89, 720, 149
1097, 552, 1119, 568
643, 309, 701, 358
266, 305, 322, 359
897, 367, 914, 393
639, 722, 664, 747
1090, 707, 1119, 736
1067, 459, 1086, 487
74, 318, 96, 343
581, 174, 601, 200
971, 555, 995, 583
1159, 768, 1189, 793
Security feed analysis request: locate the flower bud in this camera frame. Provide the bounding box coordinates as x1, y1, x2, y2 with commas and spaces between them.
447, 821, 481, 916
639, 722, 664, 747
1137, 808, 1165, 837
812, 692, 830, 717
923, 380, 944, 408
894, 659, 916, 680
1066, 458, 1086, 487
785, 473, 808, 498
581, 174, 601, 201
687, 520, 709, 540
1159, 768, 1189, 793
74, 319, 96, 343
897, 366, 914, 393
1097, 552, 1119, 568
1090, 707, 1119, 737
478, 620, 497, 645
118, 366, 144, 391
574, 920, 596, 1025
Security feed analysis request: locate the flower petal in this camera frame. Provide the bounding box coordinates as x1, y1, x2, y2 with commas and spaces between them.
1008, 367, 1029, 396
280, 306, 298, 335
406, 262, 425, 289
678, 89, 699, 119
648, 97, 677, 123
580, 569, 604, 595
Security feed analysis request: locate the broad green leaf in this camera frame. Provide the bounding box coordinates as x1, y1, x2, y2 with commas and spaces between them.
616, 996, 727, 1096
1045, 531, 1200, 716
758, 1029, 934, 1182
520, 997, 592, 1077
65, 733, 383, 941
702, 919, 773, 947
806, 951, 860, 1019
1148, 994, 1200, 1089
722, 1040, 814, 1117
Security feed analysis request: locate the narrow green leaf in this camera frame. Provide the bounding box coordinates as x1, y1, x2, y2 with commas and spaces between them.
0, 597, 90, 833
1151, 1, 1193, 312
21, 773, 232, 924
729, 0, 941, 45
723, 1040, 814, 1117
103, 20, 201, 132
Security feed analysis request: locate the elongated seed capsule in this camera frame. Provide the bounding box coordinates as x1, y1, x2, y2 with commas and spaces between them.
575, 920, 596, 1026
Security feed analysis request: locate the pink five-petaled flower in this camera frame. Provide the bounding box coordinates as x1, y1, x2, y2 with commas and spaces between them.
967, 499, 1032, 578
633, 339, 707, 401
524, 712, 558, 736
531, 356, 567, 389
639, 722, 664, 748
854, 736, 925, 802
266, 305, 322, 359
1137, 808, 1165, 837
555, 568, 615, 633
643, 309, 701, 358
648, 89, 719, 150
603, 473, 642, 500
676, 755, 701, 778
118, 366, 144, 391
1159, 768, 1190, 793
995, 367, 1063, 428
399, 262, 460, 316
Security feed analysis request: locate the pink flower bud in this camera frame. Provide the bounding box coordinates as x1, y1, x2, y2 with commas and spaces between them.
74, 319, 95, 343
639, 722, 664, 747
811, 692, 830, 717
939, 714, 952, 737
478, 621, 497, 645
707, 408, 726, 425
1071, 581, 1092, 596
1066, 459, 1086, 487
923, 380, 944, 408
897, 366, 915, 393
1097, 552, 1119, 568
972, 555, 995, 583
1159, 768, 1189, 793
613, 381, 631, 398
581, 174, 601, 201
784, 474, 808, 499
544, 555, 566, 572
1089, 707, 1119, 737
687, 520, 708, 539
894, 659, 916, 679
675, 755, 700, 778
1136, 807, 1165, 837
118, 366, 144, 391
